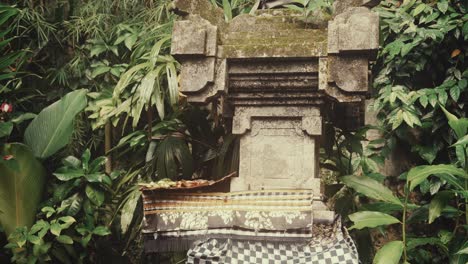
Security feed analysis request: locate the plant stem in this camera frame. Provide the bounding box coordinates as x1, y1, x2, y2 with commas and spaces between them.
465, 152, 468, 224
105, 121, 112, 174
147, 100, 154, 140
465, 179, 468, 225
402, 186, 409, 262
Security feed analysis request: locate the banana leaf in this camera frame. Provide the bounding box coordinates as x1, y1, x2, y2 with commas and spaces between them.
0, 143, 46, 236
24, 89, 88, 159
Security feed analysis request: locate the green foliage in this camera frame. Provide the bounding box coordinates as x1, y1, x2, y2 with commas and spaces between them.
0, 0, 244, 262
342, 175, 402, 206
284, 0, 334, 18
373, 241, 403, 264
348, 211, 400, 230
6, 150, 114, 263
0, 143, 46, 237
211, 0, 256, 18
0, 4, 25, 87
333, 1, 468, 262
119, 188, 141, 235
372, 0, 467, 164
153, 134, 193, 180
343, 107, 468, 263
24, 89, 88, 159
407, 164, 467, 191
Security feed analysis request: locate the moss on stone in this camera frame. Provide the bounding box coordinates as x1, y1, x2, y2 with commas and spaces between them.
219, 42, 327, 58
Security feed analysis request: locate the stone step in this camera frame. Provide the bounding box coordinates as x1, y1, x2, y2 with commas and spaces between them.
221, 29, 327, 44
229, 59, 318, 74
230, 98, 325, 106
229, 79, 318, 90
226, 21, 322, 33
229, 92, 322, 99
230, 72, 317, 79
219, 42, 327, 58
222, 36, 327, 47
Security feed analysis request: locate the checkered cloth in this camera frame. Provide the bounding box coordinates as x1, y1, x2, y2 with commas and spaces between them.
186, 218, 358, 264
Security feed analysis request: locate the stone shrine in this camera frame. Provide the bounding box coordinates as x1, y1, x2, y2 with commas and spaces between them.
142, 0, 380, 262
171, 0, 379, 221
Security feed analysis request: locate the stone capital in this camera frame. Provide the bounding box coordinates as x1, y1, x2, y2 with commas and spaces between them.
232, 106, 321, 136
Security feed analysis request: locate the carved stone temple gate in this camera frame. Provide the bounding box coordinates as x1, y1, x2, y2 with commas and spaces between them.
142, 0, 379, 262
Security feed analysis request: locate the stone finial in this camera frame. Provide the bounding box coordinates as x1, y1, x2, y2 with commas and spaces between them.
170, 3, 224, 103
326, 4, 379, 93
171, 16, 217, 57
328, 7, 379, 55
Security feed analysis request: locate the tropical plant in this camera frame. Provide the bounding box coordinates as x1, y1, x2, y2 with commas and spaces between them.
0, 89, 88, 242
284, 0, 334, 19
372, 0, 467, 164
5, 150, 115, 263
343, 107, 468, 264
0, 0, 247, 262
0, 4, 30, 142
331, 1, 468, 262
0, 143, 46, 237
0, 4, 25, 87
24, 89, 88, 159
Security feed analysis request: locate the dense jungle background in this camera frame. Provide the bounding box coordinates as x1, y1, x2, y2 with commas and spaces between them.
0, 0, 467, 263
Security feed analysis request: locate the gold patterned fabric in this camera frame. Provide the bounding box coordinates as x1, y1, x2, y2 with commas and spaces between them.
142, 190, 317, 252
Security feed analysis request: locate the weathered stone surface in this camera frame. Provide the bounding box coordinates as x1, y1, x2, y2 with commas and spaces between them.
171, 16, 217, 57
171, 21, 206, 55
318, 58, 365, 102
179, 59, 227, 103
328, 7, 379, 55
232, 106, 321, 135
230, 106, 322, 195
179, 57, 215, 93
338, 8, 379, 53
219, 42, 327, 58
171, 14, 219, 101
328, 55, 369, 92
220, 13, 328, 58
168, 0, 381, 226
228, 59, 318, 92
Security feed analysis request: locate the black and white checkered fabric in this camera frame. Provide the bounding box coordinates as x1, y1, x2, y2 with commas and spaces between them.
187, 220, 358, 264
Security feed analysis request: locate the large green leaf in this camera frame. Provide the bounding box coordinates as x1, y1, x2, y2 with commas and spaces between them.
373, 241, 403, 264
24, 89, 88, 159
407, 165, 467, 191
440, 105, 468, 139
154, 136, 193, 180
85, 184, 104, 206
457, 246, 468, 255
453, 135, 468, 146
453, 242, 468, 264
0, 143, 46, 236
120, 188, 141, 235
428, 190, 453, 224
342, 175, 402, 206
349, 211, 400, 230
60, 193, 83, 216
222, 0, 233, 21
